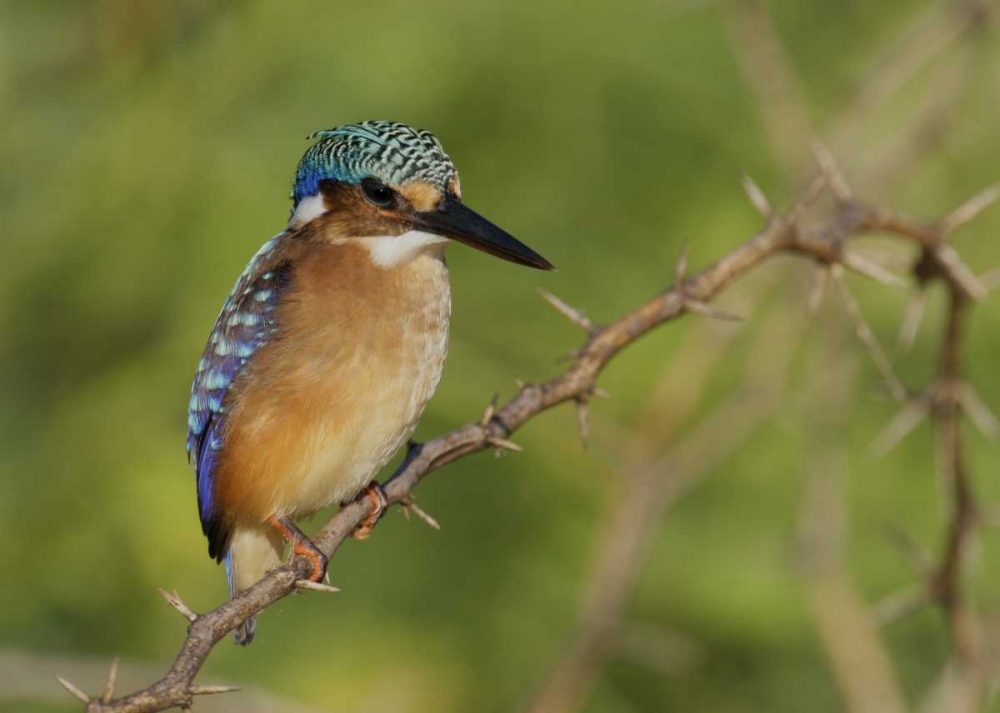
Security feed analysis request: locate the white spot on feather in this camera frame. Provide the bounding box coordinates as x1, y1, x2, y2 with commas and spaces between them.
289, 194, 327, 229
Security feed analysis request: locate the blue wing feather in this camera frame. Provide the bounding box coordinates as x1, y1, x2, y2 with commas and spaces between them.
186, 233, 293, 560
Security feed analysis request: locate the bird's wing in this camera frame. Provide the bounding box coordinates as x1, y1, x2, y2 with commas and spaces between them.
186, 233, 293, 560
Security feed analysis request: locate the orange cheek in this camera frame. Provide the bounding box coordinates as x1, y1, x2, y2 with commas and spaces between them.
399, 182, 444, 212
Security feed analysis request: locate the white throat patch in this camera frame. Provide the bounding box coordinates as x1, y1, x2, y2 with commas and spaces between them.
358, 231, 448, 269
289, 194, 327, 229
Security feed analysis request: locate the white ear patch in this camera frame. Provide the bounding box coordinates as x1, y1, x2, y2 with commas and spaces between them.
289, 194, 328, 229
358, 231, 448, 268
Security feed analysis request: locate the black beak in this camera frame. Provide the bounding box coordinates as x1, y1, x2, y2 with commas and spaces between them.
412, 194, 554, 270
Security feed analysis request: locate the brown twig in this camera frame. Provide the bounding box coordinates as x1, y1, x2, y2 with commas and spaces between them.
76, 151, 998, 710
895, 283, 987, 713
517, 3, 996, 710
865, 220, 988, 712
932, 289, 982, 670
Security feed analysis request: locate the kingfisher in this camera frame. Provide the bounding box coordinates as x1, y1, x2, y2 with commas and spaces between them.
186, 121, 552, 644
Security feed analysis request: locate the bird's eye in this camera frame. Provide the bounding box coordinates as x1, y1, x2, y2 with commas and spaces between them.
361, 179, 394, 208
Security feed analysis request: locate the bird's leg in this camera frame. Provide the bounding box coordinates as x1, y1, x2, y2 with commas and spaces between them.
351, 483, 388, 541
266, 516, 328, 583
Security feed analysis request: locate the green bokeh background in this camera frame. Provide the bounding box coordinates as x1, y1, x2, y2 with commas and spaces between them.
3, 1, 1000, 711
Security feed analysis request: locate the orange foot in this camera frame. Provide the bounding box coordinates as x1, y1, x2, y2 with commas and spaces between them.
351, 483, 388, 541
266, 515, 328, 582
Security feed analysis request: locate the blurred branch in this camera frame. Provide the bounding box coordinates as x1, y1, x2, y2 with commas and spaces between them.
915, 285, 986, 713
515, 5, 998, 713
723, 0, 995, 191
721, 0, 814, 174
798, 312, 906, 713
72, 146, 999, 710
860, 44, 976, 190
830, 0, 995, 156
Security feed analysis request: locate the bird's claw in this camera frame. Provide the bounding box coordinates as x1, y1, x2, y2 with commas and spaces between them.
352, 483, 388, 540
267, 515, 329, 582
293, 539, 329, 583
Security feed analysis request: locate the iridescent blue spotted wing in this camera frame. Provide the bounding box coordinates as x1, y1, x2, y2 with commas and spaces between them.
187, 233, 293, 560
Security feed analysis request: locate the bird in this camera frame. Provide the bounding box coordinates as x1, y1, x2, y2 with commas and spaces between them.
186, 121, 553, 644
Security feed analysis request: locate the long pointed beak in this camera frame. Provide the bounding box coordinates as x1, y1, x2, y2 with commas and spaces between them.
412, 195, 554, 270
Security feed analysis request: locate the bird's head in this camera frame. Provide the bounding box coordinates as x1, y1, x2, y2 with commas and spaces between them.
289, 121, 553, 270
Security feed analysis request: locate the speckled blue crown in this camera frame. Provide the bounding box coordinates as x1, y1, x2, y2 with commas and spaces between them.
291, 121, 458, 207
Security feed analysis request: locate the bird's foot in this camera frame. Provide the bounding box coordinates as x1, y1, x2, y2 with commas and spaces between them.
351, 483, 388, 541
292, 539, 329, 582
267, 516, 328, 582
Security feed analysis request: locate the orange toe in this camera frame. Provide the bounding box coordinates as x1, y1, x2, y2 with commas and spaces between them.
293, 540, 328, 582
267, 515, 328, 582
352, 484, 387, 541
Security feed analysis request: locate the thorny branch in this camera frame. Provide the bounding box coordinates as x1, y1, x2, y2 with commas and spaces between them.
524, 2, 999, 711
65, 147, 1000, 711
36, 2, 994, 710
935, 290, 982, 668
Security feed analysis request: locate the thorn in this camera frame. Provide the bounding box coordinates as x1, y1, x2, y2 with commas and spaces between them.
55, 676, 90, 704
832, 265, 907, 403
896, 291, 926, 354
102, 656, 120, 703
157, 588, 198, 623
940, 184, 1000, 235
794, 173, 829, 217
683, 299, 743, 322
979, 505, 1000, 528
958, 383, 1000, 440
480, 394, 498, 428
295, 580, 341, 594
811, 141, 852, 201
513, 377, 526, 389
575, 398, 590, 449
741, 174, 772, 217
807, 265, 829, 315
400, 495, 441, 530
870, 396, 932, 457
189, 684, 241, 696
842, 251, 908, 288
979, 266, 1000, 292
873, 585, 933, 626
538, 289, 595, 333
674, 244, 689, 285
935, 244, 987, 301
555, 347, 583, 364
487, 435, 523, 453
592, 387, 612, 400
883, 522, 935, 576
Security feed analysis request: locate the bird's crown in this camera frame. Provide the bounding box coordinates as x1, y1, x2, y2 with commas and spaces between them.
291, 121, 458, 207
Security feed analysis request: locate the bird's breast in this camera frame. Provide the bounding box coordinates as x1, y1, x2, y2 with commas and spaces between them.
217, 240, 451, 521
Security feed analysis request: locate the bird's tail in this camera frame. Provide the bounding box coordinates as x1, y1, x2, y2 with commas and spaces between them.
225, 524, 285, 645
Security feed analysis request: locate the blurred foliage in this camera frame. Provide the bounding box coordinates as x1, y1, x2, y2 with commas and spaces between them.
2, 1, 1000, 711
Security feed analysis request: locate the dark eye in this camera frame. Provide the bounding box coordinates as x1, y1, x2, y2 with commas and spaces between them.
361, 178, 394, 207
